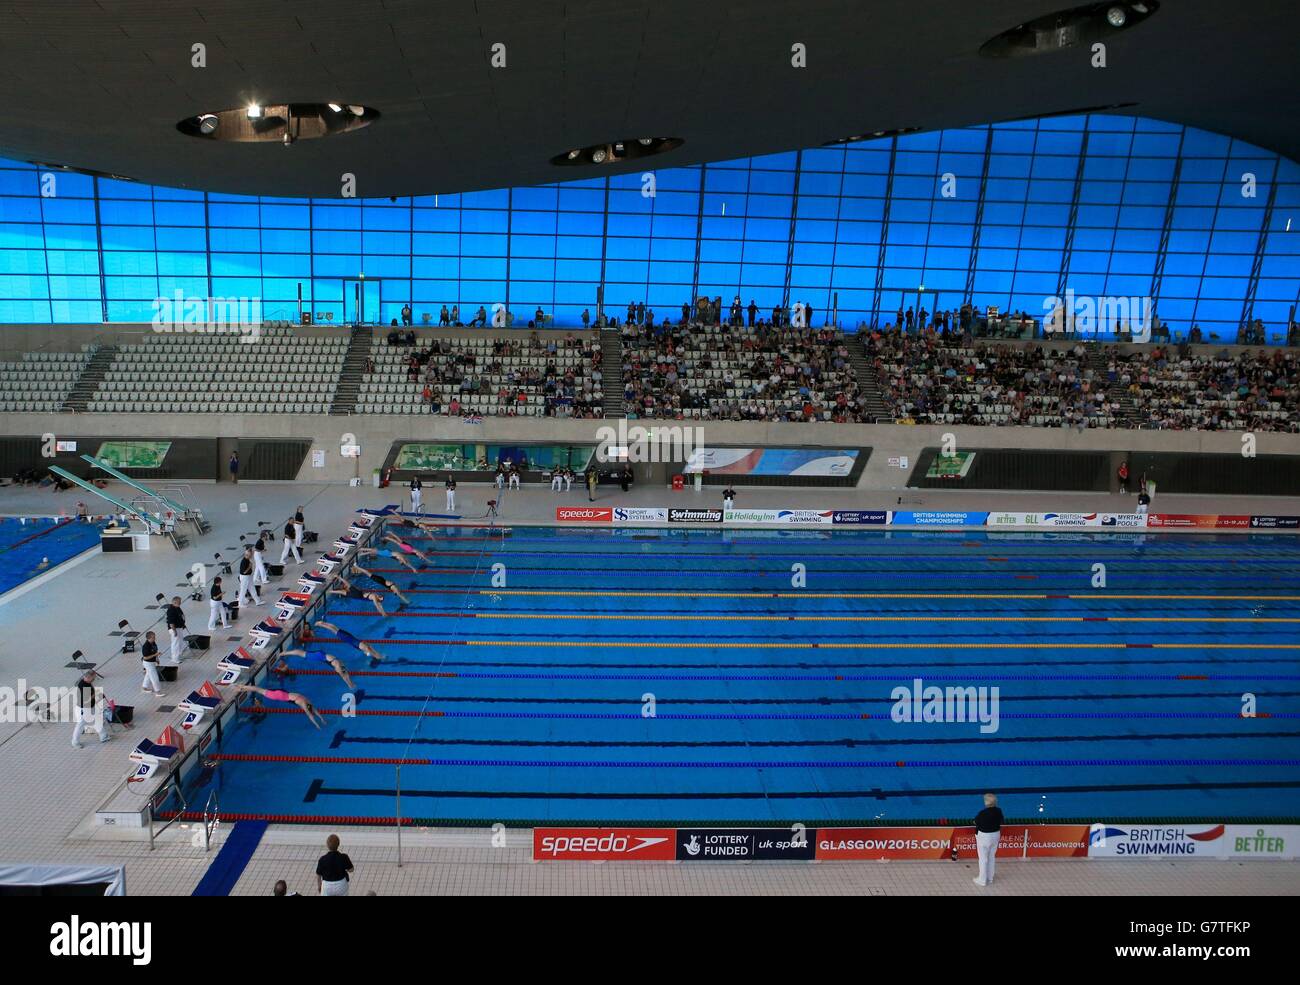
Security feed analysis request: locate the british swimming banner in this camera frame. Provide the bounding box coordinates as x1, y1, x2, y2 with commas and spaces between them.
891, 510, 989, 526
986, 512, 1147, 528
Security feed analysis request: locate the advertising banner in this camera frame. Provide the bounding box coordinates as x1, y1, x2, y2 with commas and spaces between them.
683, 447, 858, 477
555, 507, 612, 523
1086, 823, 1226, 858
892, 511, 989, 526
1222, 825, 1300, 859
723, 508, 835, 525
1147, 514, 1250, 529
926, 451, 976, 479
1249, 515, 1300, 529
676, 828, 817, 861
533, 828, 676, 862
668, 508, 723, 523
612, 507, 668, 522
1022, 824, 1092, 858
987, 512, 1147, 529
831, 510, 889, 525
94, 440, 172, 469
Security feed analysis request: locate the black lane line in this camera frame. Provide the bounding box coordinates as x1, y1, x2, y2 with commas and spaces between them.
302, 778, 1300, 802
343, 690, 1300, 705
326, 729, 1300, 750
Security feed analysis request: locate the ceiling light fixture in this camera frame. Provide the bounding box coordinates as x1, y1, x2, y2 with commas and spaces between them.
346, 104, 365, 116
198, 114, 219, 134
328, 103, 343, 113
246, 104, 262, 119
1105, 5, 1129, 28
590, 147, 608, 164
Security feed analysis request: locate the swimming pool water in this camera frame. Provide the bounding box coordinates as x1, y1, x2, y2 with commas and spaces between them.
186, 526, 1300, 826
0, 516, 104, 597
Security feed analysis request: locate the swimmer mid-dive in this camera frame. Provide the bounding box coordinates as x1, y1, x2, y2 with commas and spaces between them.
356, 546, 420, 573
277, 648, 357, 689
232, 684, 325, 728
313, 620, 386, 662
381, 532, 429, 562
326, 575, 390, 616
350, 564, 412, 606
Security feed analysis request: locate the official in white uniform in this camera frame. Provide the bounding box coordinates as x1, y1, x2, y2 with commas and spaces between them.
973, 792, 1004, 887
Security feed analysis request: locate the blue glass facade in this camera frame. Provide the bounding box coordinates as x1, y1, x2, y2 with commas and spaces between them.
1, 113, 1297, 340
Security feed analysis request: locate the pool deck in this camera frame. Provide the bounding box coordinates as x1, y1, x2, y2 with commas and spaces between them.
1, 479, 1298, 896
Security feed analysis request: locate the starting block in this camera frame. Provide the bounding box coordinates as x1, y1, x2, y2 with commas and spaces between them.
178, 683, 222, 731
127, 737, 181, 783
250, 618, 283, 646
315, 556, 340, 574
215, 647, 256, 686
331, 534, 359, 558
297, 570, 326, 592
274, 591, 312, 621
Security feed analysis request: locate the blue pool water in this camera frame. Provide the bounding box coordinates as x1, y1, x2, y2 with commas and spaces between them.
0, 516, 104, 597
184, 526, 1300, 825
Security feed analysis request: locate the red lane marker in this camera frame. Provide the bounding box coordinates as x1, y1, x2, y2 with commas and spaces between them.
1126, 642, 1154, 648
1047, 594, 1070, 599
1178, 675, 1209, 680
1083, 617, 1109, 622
987, 557, 1010, 562
290, 669, 458, 678
896, 760, 906, 767
237, 707, 445, 717
1015, 574, 1038, 580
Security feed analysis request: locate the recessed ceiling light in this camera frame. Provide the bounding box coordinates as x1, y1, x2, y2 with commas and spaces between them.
567, 149, 580, 159
638, 138, 654, 145
246, 104, 262, 119
346, 105, 365, 116
1105, 5, 1128, 27
591, 147, 608, 164
328, 103, 343, 113
198, 114, 219, 134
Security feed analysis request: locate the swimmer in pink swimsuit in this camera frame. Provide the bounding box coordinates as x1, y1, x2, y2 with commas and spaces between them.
382, 532, 429, 562
233, 684, 325, 728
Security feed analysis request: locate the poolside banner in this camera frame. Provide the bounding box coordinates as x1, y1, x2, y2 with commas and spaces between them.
613, 507, 668, 522
723, 508, 834, 526
555, 507, 612, 523
815, 826, 1016, 861
668, 508, 723, 523
891, 511, 988, 526
1147, 514, 1250, 529
831, 510, 889, 525
675, 828, 818, 861
1222, 825, 1300, 859
1086, 823, 1227, 858
1022, 824, 1092, 857
1249, 515, 1300, 529
533, 828, 676, 862
986, 512, 1147, 529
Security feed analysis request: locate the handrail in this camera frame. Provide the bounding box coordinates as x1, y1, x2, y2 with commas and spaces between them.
82, 454, 191, 516
48, 465, 159, 529
201, 789, 220, 851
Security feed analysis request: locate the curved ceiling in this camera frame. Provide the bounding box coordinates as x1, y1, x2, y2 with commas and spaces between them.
0, 0, 1296, 198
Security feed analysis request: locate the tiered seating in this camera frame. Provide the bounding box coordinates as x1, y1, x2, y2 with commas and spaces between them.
620, 323, 864, 422
1116, 347, 1299, 432
868, 333, 1118, 427
86, 327, 346, 413
355, 333, 604, 417
0, 349, 90, 412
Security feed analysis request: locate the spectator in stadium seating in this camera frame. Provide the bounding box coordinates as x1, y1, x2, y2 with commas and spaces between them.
439, 304, 450, 326
401, 303, 412, 326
